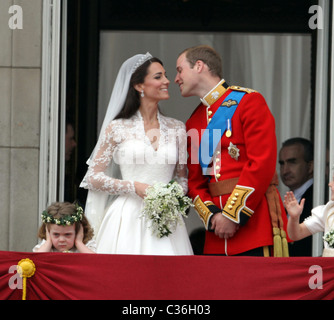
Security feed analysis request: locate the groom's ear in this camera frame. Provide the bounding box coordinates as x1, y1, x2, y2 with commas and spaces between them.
194, 60, 205, 73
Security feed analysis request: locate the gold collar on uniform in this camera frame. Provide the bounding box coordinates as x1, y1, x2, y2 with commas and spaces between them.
200, 79, 229, 107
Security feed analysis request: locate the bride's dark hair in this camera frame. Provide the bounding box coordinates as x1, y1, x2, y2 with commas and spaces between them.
114, 57, 163, 120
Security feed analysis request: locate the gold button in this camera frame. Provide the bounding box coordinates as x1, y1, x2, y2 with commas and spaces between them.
232, 197, 237, 201
230, 201, 235, 205
228, 205, 233, 209
234, 193, 239, 197
208, 118, 211, 122
216, 173, 221, 179
208, 110, 213, 116
215, 158, 220, 163
215, 165, 220, 170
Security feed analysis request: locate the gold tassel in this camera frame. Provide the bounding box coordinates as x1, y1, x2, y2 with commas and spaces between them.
273, 227, 282, 257
281, 229, 289, 257
17, 258, 36, 300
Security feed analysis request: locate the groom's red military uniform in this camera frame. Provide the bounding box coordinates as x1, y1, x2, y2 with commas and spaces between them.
186, 80, 288, 255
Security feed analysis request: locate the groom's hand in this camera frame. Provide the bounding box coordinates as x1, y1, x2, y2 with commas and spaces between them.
211, 214, 239, 239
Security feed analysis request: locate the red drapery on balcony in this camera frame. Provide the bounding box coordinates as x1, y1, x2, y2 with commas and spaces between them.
0, 250, 333, 300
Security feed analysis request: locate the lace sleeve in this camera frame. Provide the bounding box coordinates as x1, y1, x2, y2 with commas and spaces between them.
80, 121, 135, 195
173, 121, 188, 195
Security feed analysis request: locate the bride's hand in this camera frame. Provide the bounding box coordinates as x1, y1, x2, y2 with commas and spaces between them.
134, 181, 150, 198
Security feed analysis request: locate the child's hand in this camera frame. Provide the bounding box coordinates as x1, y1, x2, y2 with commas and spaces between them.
35, 226, 53, 252
45, 226, 52, 245
284, 191, 305, 219
75, 224, 84, 245
74, 224, 96, 254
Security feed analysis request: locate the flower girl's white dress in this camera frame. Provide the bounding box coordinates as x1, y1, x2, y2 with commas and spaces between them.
303, 200, 334, 257
80, 111, 193, 255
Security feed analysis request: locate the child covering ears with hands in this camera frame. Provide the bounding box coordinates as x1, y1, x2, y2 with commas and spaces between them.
33, 202, 96, 253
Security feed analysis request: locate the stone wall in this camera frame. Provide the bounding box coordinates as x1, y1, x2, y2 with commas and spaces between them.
0, 0, 42, 251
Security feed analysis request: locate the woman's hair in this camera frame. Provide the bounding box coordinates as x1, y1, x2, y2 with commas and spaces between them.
114, 57, 163, 119
38, 202, 94, 244
180, 45, 223, 79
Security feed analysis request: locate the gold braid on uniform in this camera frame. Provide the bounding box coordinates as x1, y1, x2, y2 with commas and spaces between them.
194, 196, 221, 231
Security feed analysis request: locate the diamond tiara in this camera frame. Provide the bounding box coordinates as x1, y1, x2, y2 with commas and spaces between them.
132, 52, 153, 73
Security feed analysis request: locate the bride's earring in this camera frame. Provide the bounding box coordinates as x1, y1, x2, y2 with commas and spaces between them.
141, 90, 145, 98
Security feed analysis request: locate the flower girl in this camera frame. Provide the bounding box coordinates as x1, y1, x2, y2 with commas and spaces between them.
285, 175, 334, 256
33, 202, 96, 253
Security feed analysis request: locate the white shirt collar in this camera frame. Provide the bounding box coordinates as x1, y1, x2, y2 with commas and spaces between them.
293, 178, 313, 203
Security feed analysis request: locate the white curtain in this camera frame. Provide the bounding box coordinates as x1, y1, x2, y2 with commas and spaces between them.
98, 31, 312, 231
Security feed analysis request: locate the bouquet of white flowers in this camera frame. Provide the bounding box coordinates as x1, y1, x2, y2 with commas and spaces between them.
323, 229, 334, 248
141, 180, 193, 238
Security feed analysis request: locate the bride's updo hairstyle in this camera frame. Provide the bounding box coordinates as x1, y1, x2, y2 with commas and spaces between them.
115, 57, 163, 119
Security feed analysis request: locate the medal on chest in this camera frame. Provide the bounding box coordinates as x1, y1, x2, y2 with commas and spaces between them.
226, 119, 232, 138
228, 142, 240, 160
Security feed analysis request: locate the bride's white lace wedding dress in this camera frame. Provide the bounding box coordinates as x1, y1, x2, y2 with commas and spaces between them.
80, 111, 193, 255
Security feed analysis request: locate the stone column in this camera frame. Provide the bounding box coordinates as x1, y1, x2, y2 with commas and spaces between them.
0, 0, 42, 251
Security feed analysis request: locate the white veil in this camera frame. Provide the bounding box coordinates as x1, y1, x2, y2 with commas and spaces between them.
81, 52, 153, 238
89, 52, 153, 163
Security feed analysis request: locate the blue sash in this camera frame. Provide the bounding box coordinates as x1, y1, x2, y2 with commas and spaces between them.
199, 90, 246, 174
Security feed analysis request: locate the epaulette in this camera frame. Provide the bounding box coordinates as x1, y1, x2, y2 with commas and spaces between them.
230, 85, 257, 94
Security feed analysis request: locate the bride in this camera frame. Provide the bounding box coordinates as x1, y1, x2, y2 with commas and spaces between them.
80, 53, 193, 255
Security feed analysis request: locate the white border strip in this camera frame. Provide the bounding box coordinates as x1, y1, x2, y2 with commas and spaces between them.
58, 0, 68, 202
330, 2, 334, 199
312, 0, 330, 256
39, 0, 62, 217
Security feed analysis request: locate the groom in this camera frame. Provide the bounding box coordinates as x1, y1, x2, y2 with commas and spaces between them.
175, 45, 289, 256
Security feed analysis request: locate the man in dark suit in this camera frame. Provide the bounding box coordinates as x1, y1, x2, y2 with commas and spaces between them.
279, 138, 314, 256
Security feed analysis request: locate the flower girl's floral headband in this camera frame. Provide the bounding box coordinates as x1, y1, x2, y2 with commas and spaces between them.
41, 204, 84, 226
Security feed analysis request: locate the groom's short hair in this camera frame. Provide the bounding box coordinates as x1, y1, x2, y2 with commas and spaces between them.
180, 45, 223, 79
